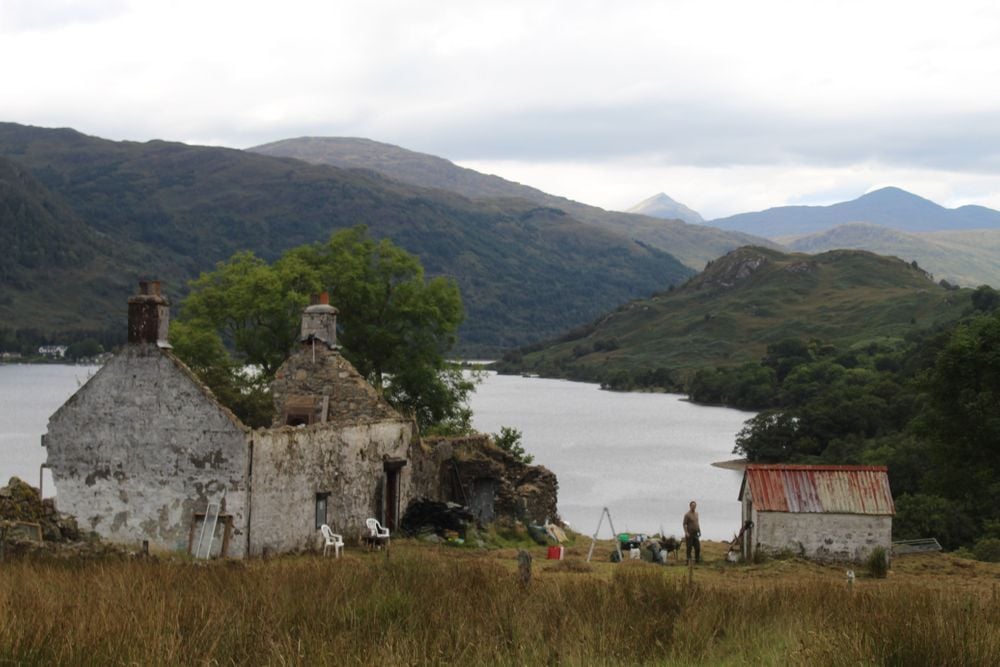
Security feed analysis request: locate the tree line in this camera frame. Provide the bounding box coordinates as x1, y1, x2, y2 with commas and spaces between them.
687, 285, 1000, 556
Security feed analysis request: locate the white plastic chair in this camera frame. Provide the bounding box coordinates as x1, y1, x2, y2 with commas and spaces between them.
365, 518, 390, 550
320, 524, 344, 558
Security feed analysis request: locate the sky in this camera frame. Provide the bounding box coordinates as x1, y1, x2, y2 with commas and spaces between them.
2, 0, 1000, 219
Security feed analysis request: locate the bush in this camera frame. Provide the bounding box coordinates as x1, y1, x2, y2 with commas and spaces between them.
491, 426, 534, 464
866, 546, 889, 578
972, 538, 1000, 563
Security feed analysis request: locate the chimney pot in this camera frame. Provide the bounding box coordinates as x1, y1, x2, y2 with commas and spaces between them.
300, 296, 339, 349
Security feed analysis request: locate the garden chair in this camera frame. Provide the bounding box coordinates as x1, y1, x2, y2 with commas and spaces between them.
365, 518, 390, 551
320, 524, 344, 558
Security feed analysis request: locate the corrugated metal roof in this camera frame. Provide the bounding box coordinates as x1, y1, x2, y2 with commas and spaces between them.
739, 464, 894, 515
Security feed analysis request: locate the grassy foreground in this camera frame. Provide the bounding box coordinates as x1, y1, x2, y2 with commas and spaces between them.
2, 540, 999, 666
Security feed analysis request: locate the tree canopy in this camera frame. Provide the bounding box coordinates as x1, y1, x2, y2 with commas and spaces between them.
171, 226, 470, 431
711, 302, 1000, 554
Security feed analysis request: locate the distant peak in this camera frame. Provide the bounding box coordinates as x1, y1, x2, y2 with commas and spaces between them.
858, 186, 932, 202
626, 193, 704, 224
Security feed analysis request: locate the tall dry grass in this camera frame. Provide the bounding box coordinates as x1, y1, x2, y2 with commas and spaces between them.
1, 552, 998, 665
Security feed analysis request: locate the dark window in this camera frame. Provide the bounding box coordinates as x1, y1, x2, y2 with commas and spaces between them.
285, 408, 314, 427
315, 492, 330, 529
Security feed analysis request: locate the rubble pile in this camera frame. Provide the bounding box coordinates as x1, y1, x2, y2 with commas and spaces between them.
0, 477, 128, 559
401, 499, 474, 538
0, 477, 80, 542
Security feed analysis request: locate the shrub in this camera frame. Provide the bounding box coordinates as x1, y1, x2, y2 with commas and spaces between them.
866, 546, 889, 578
972, 537, 1000, 563
491, 426, 534, 464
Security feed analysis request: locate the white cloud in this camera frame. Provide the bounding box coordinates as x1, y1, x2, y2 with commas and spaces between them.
2, 0, 1000, 214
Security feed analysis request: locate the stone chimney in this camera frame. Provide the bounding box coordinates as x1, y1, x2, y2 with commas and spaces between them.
127, 280, 171, 348
300, 292, 338, 349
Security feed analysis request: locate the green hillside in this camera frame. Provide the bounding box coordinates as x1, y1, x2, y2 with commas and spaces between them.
0, 123, 693, 354
498, 246, 972, 383
784, 222, 1000, 288
249, 137, 774, 269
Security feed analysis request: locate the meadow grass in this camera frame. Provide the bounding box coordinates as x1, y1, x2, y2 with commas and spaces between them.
1, 542, 998, 665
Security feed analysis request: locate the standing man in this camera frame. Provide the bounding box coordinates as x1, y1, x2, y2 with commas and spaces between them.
683, 500, 701, 564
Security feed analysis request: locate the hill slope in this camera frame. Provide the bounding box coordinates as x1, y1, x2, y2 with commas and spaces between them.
248, 137, 771, 268
710, 187, 1000, 238
500, 246, 972, 382
0, 123, 693, 353
625, 192, 704, 224
785, 222, 1000, 288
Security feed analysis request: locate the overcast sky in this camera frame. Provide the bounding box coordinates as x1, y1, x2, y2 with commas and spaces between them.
2, 0, 1000, 218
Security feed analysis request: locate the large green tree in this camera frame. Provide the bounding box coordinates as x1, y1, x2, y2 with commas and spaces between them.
919, 312, 1000, 514
172, 226, 469, 431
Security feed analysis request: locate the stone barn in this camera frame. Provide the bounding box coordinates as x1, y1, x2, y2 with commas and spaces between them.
44, 283, 414, 558
738, 464, 894, 562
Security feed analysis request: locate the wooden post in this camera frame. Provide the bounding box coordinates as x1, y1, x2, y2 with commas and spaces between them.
517, 549, 532, 587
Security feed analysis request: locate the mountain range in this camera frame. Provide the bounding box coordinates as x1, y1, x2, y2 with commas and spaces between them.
622, 185, 1000, 287
0, 123, 700, 353
709, 186, 1000, 237
4, 121, 999, 355
248, 137, 770, 269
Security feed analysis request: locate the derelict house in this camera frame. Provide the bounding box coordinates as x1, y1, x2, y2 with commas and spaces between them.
43, 282, 414, 558
738, 464, 894, 562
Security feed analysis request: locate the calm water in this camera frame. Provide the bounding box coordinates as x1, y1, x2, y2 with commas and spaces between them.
0, 365, 754, 540
0, 364, 100, 494
468, 373, 754, 540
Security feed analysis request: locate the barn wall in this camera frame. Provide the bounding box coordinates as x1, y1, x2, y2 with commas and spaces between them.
248, 419, 413, 556
753, 510, 892, 562
44, 346, 250, 556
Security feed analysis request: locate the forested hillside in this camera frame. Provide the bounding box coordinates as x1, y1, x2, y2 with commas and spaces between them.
0, 123, 693, 354
498, 247, 970, 387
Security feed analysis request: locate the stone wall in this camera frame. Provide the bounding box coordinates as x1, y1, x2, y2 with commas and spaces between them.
44, 345, 250, 556
751, 509, 892, 562
409, 436, 559, 525
248, 418, 414, 555
270, 344, 400, 426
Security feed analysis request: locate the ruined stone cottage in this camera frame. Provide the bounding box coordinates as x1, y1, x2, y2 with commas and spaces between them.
44, 283, 413, 557
409, 435, 558, 526
43, 283, 559, 557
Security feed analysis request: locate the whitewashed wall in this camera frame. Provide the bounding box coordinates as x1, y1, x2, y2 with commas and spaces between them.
45, 346, 250, 556
248, 419, 413, 556
752, 509, 892, 562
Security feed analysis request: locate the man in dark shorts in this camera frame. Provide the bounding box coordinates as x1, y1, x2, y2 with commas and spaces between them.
683, 500, 701, 564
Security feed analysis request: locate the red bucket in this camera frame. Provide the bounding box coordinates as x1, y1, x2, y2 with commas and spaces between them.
547, 546, 564, 560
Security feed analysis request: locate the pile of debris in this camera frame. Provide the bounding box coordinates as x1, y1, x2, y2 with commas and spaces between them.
0, 477, 126, 560
0, 477, 80, 542
401, 499, 474, 539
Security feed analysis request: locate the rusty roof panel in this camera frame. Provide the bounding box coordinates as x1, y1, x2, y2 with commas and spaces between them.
742, 465, 894, 515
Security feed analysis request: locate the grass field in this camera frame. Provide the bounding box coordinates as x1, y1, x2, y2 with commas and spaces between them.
2, 538, 998, 665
